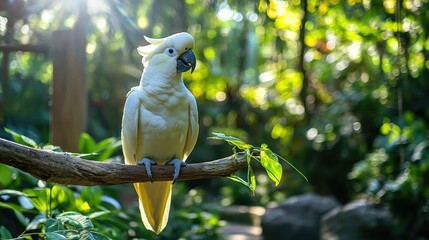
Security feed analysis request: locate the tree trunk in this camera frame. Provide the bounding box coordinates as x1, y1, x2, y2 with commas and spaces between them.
51, 0, 88, 152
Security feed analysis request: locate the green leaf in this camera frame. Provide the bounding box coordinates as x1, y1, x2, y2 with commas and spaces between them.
80, 187, 102, 207
260, 145, 283, 186
57, 212, 94, 230
24, 188, 51, 213
52, 185, 77, 209
0, 201, 32, 214
248, 166, 256, 193
14, 209, 30, 226
209, 132, 252, 150
93, 138, 121, 161
227, 175, 251, 189
0, 165, 14, 186
232, 146, 237, 158
5, 128, 39, 148
0, 226, 12, 239
0, 189, 29, 197
79, 133, 97, 154
245, 149, 251, 164
23, 186, 77, 215
65, 230, 80, 240
77, 133, 121, 161
45, 232, 69, 240
26, 214, 47, 231
93, 137, 116, 152
79, 230, 111, 240
45, 219, 65, 233
46, 230, 79, 240
87, 210, 110, 219
209, 132, 239, 141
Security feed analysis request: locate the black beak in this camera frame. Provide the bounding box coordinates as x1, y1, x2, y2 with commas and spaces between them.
177, 49, 196, 73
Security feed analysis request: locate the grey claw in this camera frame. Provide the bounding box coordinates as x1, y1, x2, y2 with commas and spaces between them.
138, 158, 157, 182
166, 159, 186, 184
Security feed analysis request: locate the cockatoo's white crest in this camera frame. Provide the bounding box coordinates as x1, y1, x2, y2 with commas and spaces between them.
137, 32, 195, 67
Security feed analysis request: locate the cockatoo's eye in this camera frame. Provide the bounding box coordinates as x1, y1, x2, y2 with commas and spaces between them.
165, 48, 177, 57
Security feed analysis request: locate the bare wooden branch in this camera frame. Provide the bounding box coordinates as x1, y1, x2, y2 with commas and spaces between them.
0, 138, 247, 186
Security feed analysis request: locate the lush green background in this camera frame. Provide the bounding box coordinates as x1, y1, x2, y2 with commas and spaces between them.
1, 0, 428, 239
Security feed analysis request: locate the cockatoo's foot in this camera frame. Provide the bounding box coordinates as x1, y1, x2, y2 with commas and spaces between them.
166, 159, 186, 184
138, 158, 157, 182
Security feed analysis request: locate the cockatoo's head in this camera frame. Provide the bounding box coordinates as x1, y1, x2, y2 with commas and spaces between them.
137, 32, 196, 75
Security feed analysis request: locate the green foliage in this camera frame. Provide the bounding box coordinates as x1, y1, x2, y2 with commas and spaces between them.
210, 132, 307, 194
0, 180, 223, 240
43, 212, 111, 240
78, 133, 121, 161
4, 128, 120, 161
349, 112, 429, 238
0, 131, 223, 239
5, 128, 39, 149
0, 186, 115, 239
0, 226, 13, 239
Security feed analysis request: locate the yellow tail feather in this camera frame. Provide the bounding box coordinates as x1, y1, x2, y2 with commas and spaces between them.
133, 181, 173, 234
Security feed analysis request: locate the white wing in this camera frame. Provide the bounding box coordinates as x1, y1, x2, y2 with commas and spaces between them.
183, 90, 199, 160
121, 88, 141, 165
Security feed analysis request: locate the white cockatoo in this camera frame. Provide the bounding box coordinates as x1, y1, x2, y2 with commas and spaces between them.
121, 32, 199, 234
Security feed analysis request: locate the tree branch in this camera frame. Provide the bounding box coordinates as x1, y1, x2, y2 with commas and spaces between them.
0, 138, 247, 186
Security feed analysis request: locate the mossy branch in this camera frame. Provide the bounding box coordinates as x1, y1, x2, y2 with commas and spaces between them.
0, 138, 247, 186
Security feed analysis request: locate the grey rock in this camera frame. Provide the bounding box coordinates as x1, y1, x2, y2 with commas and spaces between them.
321, 200, 393, 240
261, 193, 340, 240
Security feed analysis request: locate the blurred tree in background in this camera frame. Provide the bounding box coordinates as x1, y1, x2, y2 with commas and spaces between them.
1, 0, 428, 239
